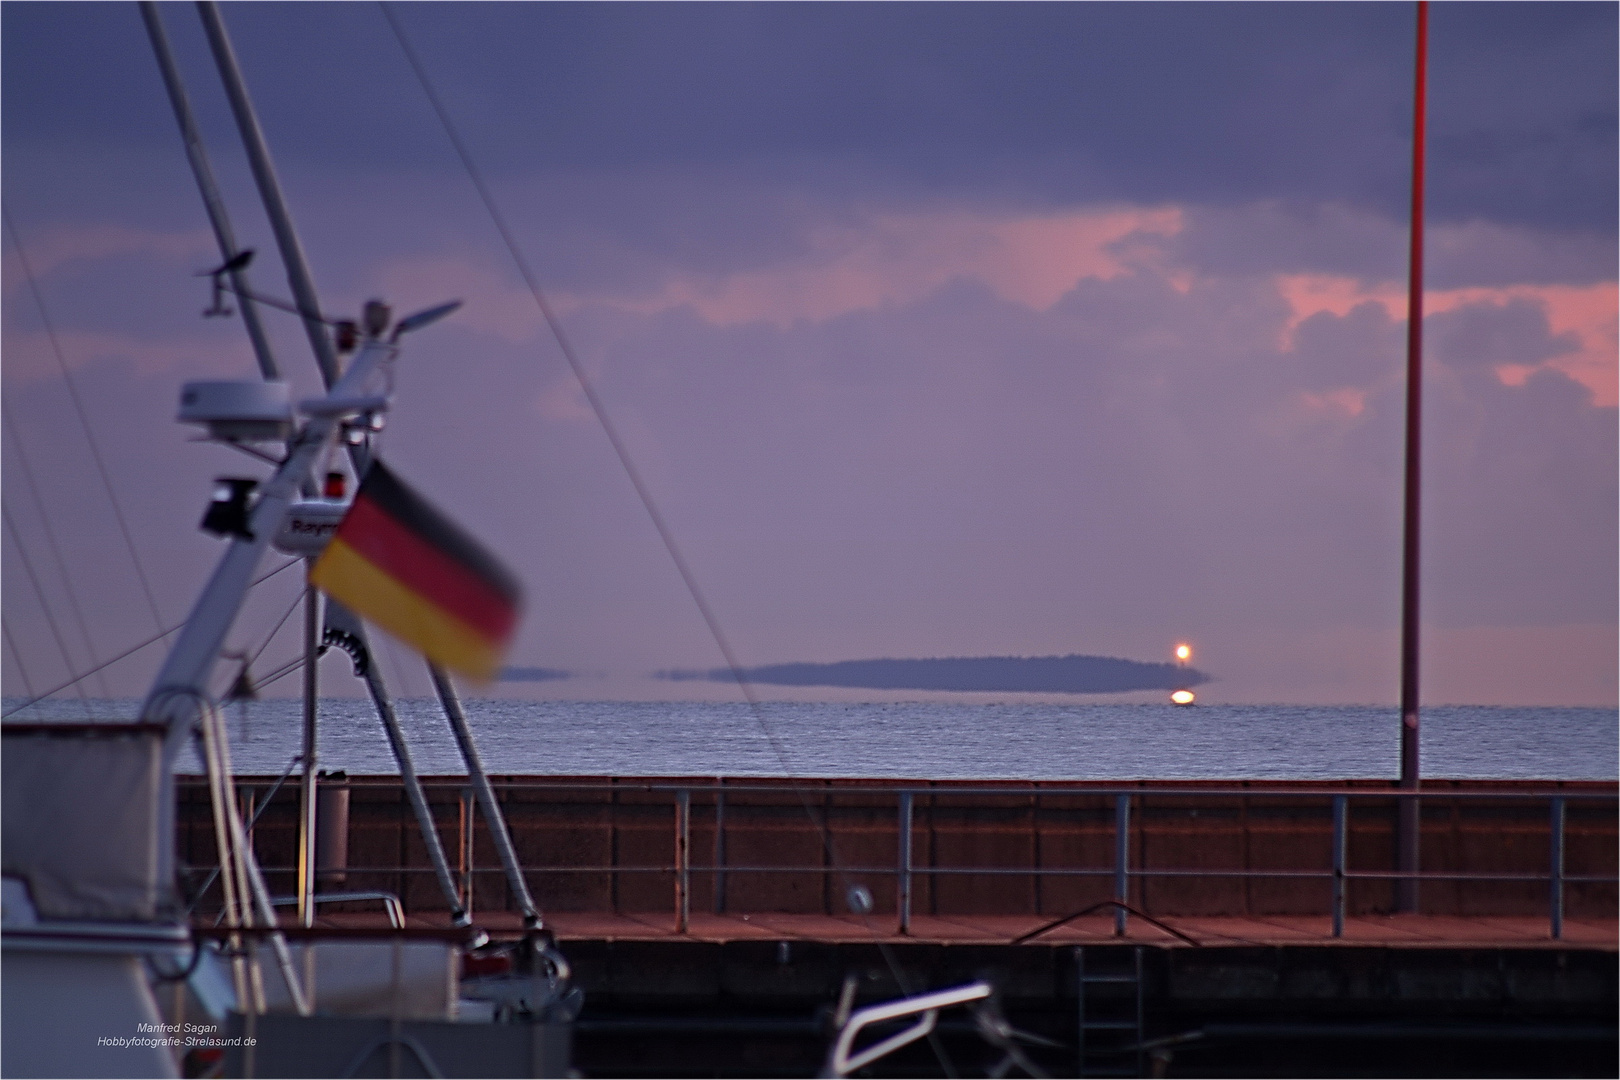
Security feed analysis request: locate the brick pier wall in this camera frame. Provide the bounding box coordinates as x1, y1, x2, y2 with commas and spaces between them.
177, 777, 1617, 920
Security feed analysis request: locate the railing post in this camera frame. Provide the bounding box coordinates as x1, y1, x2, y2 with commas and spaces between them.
675, 788, 691, 934
713, 788, 727, 915
1549, 796, 1565, 941
898, 791, 914, 935
1332, 795, 1347, 938
1114, 794, 1130, 937
458, 787, 474, 916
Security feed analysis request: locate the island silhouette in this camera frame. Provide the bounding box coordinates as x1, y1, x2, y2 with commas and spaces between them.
656, 654, 1209, 694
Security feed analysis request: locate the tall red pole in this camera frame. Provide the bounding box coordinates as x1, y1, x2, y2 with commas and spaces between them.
1397, 0, 1428, 914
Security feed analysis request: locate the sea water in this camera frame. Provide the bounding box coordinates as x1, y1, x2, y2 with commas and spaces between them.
6, 699, 1615, 780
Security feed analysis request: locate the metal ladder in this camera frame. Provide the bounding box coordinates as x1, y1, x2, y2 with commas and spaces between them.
1075, 946, 1145, 1078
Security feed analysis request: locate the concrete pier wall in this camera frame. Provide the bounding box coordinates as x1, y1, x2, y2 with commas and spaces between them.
178, 777, 1617, 920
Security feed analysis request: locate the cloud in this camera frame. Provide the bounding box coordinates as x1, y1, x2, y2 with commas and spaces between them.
371, 254, 540, 344
1276, 273, 1617, 405
569, 206, 1182, 327
1427, 219, 1619, 288
1, 327, 252, 386
1174, 201, 1617, 286
1435, 284, 1617, 402
2, 221, 275, 386
1, 223, 212, 295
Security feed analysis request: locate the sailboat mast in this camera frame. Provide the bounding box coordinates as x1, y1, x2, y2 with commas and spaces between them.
139, 3, 279, 382
1397, 0, 1428, 913
195, 1, 341, 390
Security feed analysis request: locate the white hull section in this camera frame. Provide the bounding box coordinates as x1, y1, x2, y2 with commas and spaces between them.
2, 949, 177, 1078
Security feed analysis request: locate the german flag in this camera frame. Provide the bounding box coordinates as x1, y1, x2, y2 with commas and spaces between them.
309, 461, 521, 681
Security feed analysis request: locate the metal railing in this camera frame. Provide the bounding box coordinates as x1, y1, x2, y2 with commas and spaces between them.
267, 890, 405, 929
182, 779, 1617, 942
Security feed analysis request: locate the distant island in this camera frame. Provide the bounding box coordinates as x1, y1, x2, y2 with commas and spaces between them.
657, 654, 1209, 694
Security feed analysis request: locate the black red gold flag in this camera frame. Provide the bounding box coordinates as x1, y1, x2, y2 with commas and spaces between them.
309, 461, 521, 681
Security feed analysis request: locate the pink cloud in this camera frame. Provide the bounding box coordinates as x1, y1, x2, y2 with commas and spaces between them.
0, 327, 250, 386
372, 255, 540, 343
1432, 283, 1617, 405
2, 224, 211, 296
532, 373, 594, 422
1294, 386, 1369, 419
1274, 273, 1405, 347
1275, 273, 1618, 406
577, 206, 1183, 327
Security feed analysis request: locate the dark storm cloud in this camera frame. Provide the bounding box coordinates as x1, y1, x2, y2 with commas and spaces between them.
1169, 203, 1618, 287
5, 3, 1615, 233
1429, 299, 1575, 371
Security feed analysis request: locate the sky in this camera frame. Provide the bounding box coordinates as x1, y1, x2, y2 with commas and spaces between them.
2, 2, 1615, 707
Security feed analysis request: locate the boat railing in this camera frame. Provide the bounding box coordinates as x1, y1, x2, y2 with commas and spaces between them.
266, 890, 405, 929
176, 778, 1618, 942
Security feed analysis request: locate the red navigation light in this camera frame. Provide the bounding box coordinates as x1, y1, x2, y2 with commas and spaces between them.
324, 472, 346, 500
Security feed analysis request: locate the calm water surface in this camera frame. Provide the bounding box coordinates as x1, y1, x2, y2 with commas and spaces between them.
7, 699, 1614, 780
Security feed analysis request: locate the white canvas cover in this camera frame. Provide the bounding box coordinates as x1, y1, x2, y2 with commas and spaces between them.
1, 725, 170, 922
260, 940, 459, 1020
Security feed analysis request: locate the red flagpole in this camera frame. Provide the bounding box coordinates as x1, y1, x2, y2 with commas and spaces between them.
1397, 0, 1428, 914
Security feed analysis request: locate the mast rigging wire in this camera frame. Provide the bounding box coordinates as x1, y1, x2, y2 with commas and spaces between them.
3, 205, 170, 637
244, 587, 307, 675
209, 578, 308, 703
3, 503, 94, 715
3, 620, 40, 700
380, 14, 954, 1067
245, 652, 308, 694
188, 750, 306, 916
2, 395, 113, 697
1, 557, 302, 717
